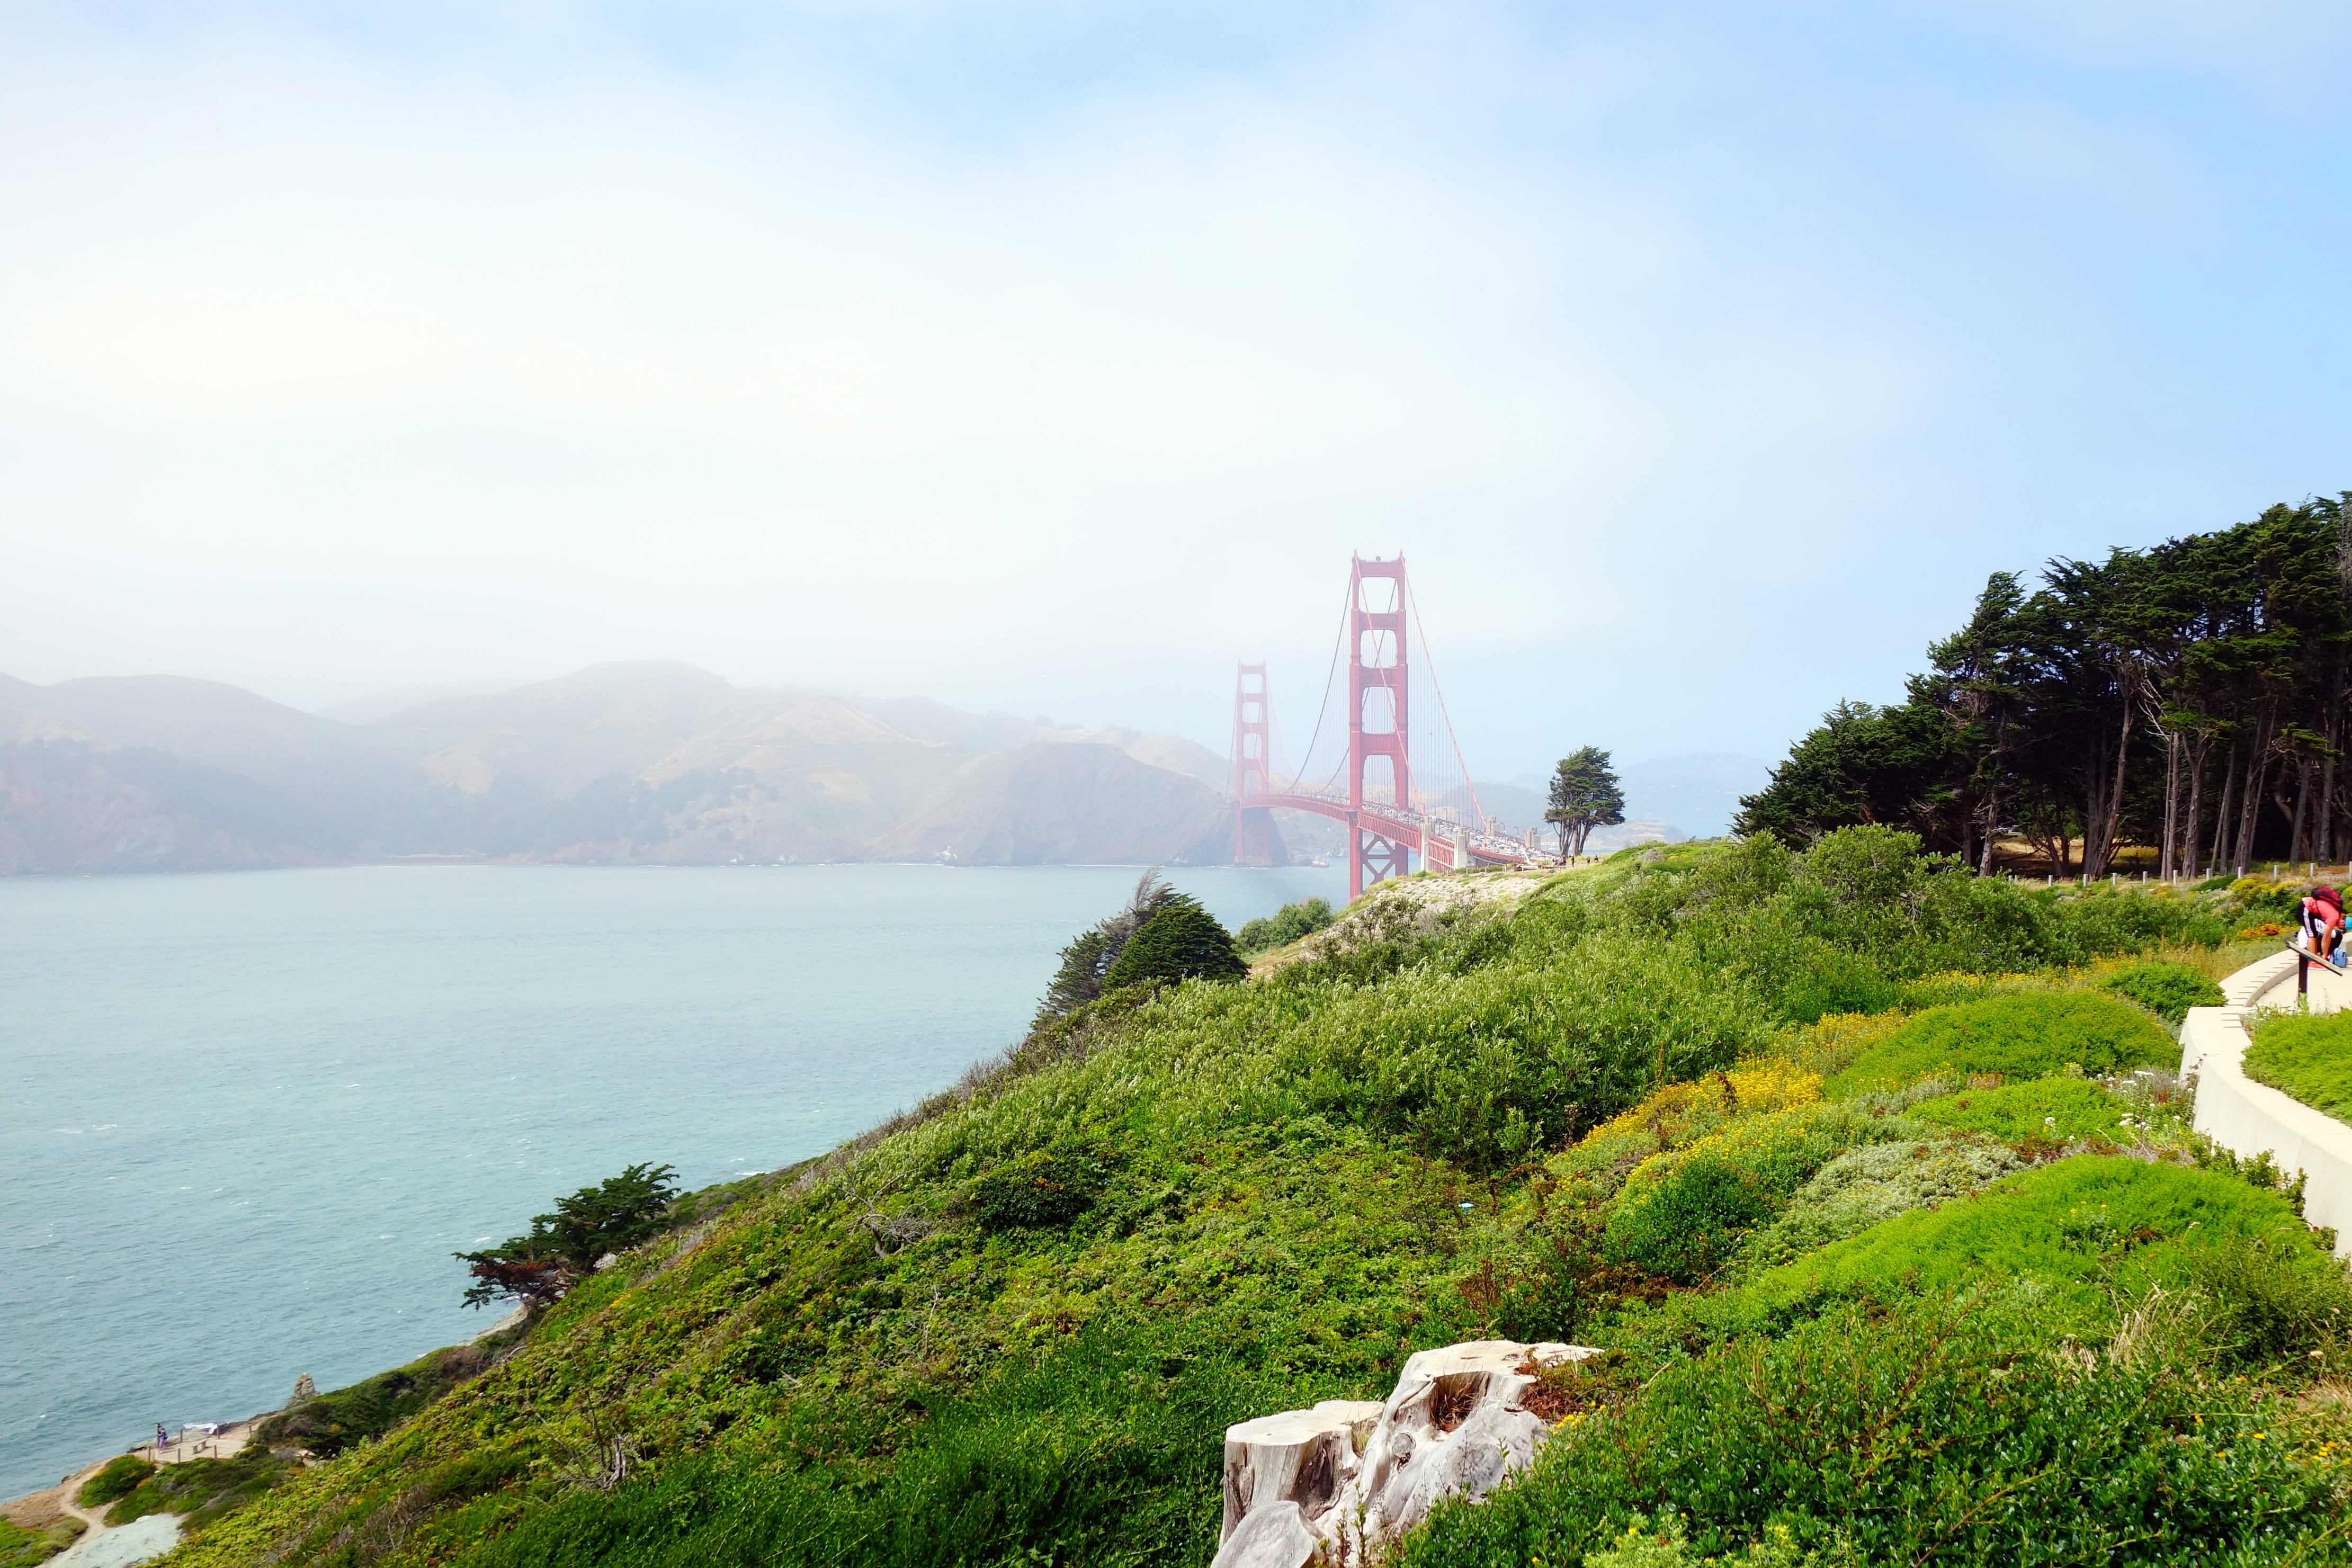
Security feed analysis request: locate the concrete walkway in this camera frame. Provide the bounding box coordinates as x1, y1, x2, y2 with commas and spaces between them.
48, 1513, 178, 1568
2181, 947, 2352, 1257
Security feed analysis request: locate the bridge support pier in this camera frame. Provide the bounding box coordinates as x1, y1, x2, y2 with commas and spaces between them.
1356, 826, 1409, 890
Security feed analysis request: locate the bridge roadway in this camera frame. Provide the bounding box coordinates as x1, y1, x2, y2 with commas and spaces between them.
1240, 790, 1540, 872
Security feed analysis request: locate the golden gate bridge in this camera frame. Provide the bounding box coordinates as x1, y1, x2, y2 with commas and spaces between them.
1232, 553, 1544, 898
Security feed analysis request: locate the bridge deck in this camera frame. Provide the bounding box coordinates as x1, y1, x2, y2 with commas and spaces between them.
1240, 792, 1537, 870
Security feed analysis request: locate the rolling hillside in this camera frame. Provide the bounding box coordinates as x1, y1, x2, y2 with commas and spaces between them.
0, 665, 1237, 874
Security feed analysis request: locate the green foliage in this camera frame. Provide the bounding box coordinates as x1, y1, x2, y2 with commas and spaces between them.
1602, 1107, 1899, 1282
1822, 991, 2176, 1096
1733, 1140, 2024, 1276
1234, 897, 1335, 956
2244, 1010, 2352, 1124
1546, 746, 1626, 856
252, 1345, 495, 1459
2096, 960, 2225, 1025
1282, 930, 1778, 1174
1726, 1157, 2326, 1331
2188, 1232, 2352, 1375
1909, 1076, 2135, 1142
459, 1321, 1308, 1568
1398, 1292, 2345, 1568
76, 1454, 155, 1506
1582, 1512, 1831, 1567
1099, 898, 1245, 990
968, 1145, 1110, 1231
0, 1515, 84, 1567
100, 1448, 297, 1532
1036, 869, 1181, 1021
542, 1162, 683, 1267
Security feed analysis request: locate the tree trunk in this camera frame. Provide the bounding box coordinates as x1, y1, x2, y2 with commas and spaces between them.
2234, 713, 2274, 876
2323, 706, 2340, 866
2181, 734, 2210, 880
2157, 731, 2180, 879
2208, 734, 2240, 877
2291, 758, 2313, 863
2085, 690, 2132, 879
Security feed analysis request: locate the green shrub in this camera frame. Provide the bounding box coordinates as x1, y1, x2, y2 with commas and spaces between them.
2243, 1011, 2352, 1124
2098, 960, 2224, 1025
968, 1145, 1109, 1231
1284, 931, 1777, 1174
100, 1447, 296, 1530
1822, 991, 2175, 1097
2188, 1232, 2352, 1375
460, 1320, 1315, 1568
1235, 897, 1336, 955
76, 1455, 155, 1507
1734, 1139, 2023, 1275
1397, 1292, 2344, 1567
1602, 1107, 1895, 1282
1099, 900, 1246, 989
1729, 1157, 2325, 1330
0, 1516, 85, 1568
1909, 1076, 2130, 1142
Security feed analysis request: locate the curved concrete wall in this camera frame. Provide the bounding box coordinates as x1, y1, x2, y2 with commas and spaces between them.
2180, 949, 2352, 1258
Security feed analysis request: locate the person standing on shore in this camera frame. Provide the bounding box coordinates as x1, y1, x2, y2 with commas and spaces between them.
155, 1422, 169, 1456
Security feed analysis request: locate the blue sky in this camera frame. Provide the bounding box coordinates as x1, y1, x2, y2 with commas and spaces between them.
0, 1, 2345, 776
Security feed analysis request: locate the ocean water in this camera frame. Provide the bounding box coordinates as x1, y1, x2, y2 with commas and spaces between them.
0, 862, 1342, 1499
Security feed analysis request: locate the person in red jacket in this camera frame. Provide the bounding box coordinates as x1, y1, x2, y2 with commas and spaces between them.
2300, 886, 2346, 967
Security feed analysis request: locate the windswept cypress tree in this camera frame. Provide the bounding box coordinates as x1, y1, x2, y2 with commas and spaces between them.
1034, 868, 1183, 1022
1101, 898, 1247, 990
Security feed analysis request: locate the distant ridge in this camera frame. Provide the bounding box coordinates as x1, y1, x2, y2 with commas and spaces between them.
0, 665, 1237, 875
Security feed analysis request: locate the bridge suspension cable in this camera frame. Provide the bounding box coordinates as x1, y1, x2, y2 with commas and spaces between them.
1405, 572, 1490, 834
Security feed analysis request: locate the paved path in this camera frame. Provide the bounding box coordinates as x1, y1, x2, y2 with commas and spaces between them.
49, 1512, 178, 1568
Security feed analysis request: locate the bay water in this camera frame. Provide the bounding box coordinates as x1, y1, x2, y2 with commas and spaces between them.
0, 862, 1341, 1499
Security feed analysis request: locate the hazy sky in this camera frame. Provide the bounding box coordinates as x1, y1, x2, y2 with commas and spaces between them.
2, 1, 2346, 775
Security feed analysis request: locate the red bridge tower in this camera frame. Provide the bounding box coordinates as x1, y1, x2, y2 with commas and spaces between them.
1232, 662, 1275, 866
1346, 555, 1412, 897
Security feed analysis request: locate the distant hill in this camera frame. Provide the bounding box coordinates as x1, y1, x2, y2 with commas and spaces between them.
0, 665, 1238, 875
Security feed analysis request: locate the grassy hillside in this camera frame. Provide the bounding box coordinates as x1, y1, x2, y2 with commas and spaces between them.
164, 835, 2351, 1567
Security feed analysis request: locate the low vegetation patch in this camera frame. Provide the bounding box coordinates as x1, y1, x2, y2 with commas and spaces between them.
75, 1455, 154, 1507
2098, 958, 2224, 1026
1725, 1156, 2330, 1332
0, 1515, 84, 1567
2244, 1010, 2352, 1125
99, 1448, 298, 1530
1400, 1288, 2348, 1568
1909, 1074, 2135, 1142
1823, 990, 2176, 1097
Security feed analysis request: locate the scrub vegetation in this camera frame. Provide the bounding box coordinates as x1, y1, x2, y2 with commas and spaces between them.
1233, 896, 1335, 956
2245, 1010, 2352, 1126
164, 828, 2352, 1567
0, 1515, 83, 1566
